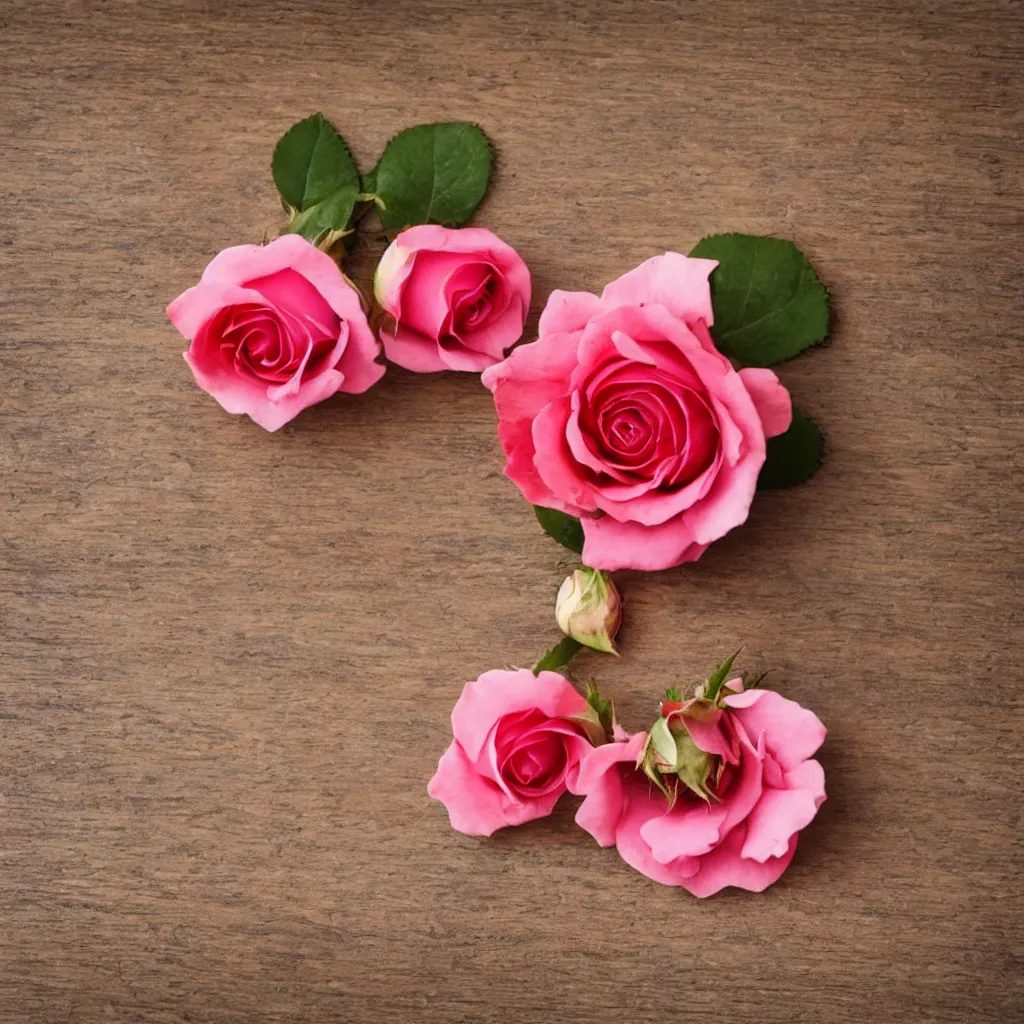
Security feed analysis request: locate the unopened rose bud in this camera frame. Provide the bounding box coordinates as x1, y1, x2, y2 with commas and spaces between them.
555, 568, 621, 654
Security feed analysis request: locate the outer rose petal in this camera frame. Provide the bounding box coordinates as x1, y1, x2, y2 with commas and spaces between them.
738, 367, 793, 439
682, 824, 798, 897
741, 759, 826, 862
427, 741, 514, 837
186, 347, 346, 432
450, 669, 588, 763
581, 513, 708, 572
724, 689, 827, 770
482, 331, 580, 421
336, 316, 387, 394
167, 282, 268, 340
202, 235, 372, 329
676, 321, 767, 546
613, 781, 698, 886
373, 239, 415, 311
381, 324, 464, 373
537, 289, 604, 337
570, 733, 647, 847
600, 252, 717, 326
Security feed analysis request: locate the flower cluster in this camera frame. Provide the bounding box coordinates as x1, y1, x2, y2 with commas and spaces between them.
429, 656, 826, 896
165, 115, 835, 897
168, 227, 530, 432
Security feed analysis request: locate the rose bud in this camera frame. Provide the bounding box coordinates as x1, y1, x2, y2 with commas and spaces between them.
555, 567, 621, 654
373, 225, 530, 373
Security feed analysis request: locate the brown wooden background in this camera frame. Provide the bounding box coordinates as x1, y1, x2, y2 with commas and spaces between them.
2, 1, 1021, 1021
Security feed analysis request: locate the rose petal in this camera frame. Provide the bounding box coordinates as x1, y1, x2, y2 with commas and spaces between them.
581, 513, 708, 572
537, 289, 603, 337
201, 235, 369, 328
450, 669, 588, 763
681, 824, 797, 897
243, 267, 337, 333
380, 323, 453, 373
570, 734, 647, 848
613, 778, 699, 886
723, 689, 827, 770
738, 367, 793, 439
531, 399, 601, 512
600, 252, 717, 326
427, 740, 518, 837
741, 759, 826, 862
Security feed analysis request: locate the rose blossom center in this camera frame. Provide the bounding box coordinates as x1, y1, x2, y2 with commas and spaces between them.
451, 272, 497, 332
493, 710, 579, 797
576, 355, 720, 487
216, 302, 337, 384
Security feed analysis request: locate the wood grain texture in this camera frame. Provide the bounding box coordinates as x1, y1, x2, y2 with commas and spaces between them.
1, 0, 1021, 1020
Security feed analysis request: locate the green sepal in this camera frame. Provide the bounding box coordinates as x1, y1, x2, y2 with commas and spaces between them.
534, 506, 585, 554
703, 649, 742, 703
639, 724, 675, 802
758, 407, 825, 489
566, 681, 614, 747
584, 681, 615, 738
688, 234, 829, 367
669, 729, 715, 804
533, 636, 583, 674
664, 686, 682, 702
742, 670, 768, 690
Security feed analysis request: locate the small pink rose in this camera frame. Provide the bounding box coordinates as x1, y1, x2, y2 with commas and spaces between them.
570, 686, 826, 895
167, 235, 385, 431
428, 668, 595, 836
481, 253, 793, 571
374, 225, 531, 373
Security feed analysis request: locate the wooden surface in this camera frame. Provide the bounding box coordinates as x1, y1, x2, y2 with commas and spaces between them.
1, 1, 1021, 1021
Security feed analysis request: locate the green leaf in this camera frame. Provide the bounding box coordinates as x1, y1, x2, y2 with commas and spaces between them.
688, 234, 829, 366
534, 506, 585, 554
664, 686, 682, 702
704, 649, 742, 703
271, 113, 360, 245
758, 407, 824, 489
534, 636, 583, 674
360, 167, 377, 196
374, 122, 492, 231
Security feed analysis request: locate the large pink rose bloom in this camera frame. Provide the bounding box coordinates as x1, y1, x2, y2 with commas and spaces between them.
569, 685, 826, 895
374, 225, 531, 373
167, 234, 385, 431
482, 253, 793, 571
428, 669, 595, 836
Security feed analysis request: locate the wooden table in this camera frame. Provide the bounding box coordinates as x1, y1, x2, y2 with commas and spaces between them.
2, 1, 1021, 1021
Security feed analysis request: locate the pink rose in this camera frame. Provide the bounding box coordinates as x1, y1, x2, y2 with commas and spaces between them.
167, 234, 385, 431
481, 253, 794, 571
570, 685, 826, 895
374, 225, 531, 373
428, 669, 596, 836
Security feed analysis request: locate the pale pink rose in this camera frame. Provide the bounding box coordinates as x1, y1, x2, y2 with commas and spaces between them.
428, 669, 595, 836
167, 234, 385, 431
374, 225, 530, 373
569, 685, 826, 895
481, 253, 793, 571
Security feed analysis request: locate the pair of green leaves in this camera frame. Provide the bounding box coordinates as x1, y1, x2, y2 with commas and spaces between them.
533, 234, 830, 556
270, 113, 493, 246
